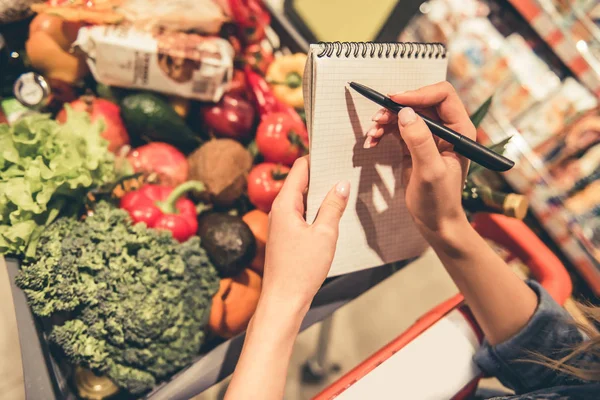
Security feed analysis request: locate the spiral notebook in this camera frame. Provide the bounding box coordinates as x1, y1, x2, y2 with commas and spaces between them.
303, 42, 448, 276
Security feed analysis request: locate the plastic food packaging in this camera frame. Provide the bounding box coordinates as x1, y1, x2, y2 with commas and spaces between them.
447, 18, 505, 84
514, 77, 598, 149
31, 0, 229, 34
75, 26, 234, 102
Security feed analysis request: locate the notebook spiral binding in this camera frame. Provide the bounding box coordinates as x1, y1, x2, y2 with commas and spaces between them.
316, 42, 446, 59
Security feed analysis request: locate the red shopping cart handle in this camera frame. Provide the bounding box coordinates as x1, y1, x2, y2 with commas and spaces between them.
472, 213, 572, 305
314, 213, 573, 400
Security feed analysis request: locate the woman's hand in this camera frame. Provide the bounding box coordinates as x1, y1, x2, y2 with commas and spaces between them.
261, 156, 350, 311
226, 157, 349, 400
366, 81, 475, 239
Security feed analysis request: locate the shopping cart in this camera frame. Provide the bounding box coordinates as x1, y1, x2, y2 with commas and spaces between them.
313, 212, 573, 399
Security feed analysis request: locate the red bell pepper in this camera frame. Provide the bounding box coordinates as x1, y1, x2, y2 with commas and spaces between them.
228, 0, 270, 44
244, 66, 308, 141
120, 181, 207, 242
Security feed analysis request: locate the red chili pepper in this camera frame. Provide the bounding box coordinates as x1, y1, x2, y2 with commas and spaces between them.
120, 181, 206, 242
244, 65, 279, 116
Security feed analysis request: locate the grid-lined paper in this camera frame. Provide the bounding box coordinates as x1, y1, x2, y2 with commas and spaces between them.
305, 44, 448, 277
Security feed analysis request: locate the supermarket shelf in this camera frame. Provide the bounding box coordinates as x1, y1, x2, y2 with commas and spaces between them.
508, 0, 600, 98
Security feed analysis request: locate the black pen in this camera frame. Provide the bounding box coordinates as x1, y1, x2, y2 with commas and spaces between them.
349, 82, 514, 172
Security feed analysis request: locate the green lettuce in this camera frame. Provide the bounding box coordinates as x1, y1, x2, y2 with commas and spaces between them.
0, 108, 115, 259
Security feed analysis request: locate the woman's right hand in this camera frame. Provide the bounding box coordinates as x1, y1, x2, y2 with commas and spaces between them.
367, 82, 476, 240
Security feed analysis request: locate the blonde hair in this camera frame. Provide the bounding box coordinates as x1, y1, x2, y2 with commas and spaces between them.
529, 304, 600, 382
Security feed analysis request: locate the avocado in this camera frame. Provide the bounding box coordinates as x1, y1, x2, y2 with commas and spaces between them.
197, 213, 257, 278
120, 92, 203, 153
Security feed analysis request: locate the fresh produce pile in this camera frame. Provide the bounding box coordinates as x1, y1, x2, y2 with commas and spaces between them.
16, 202, 220, 394
0, 0, 309, 396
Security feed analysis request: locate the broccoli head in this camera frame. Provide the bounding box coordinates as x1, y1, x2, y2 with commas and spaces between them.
16, 202, 220, 394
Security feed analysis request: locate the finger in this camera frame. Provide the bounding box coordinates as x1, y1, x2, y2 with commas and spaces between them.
389, 81, 471, 130
274, 156, 309, 214
371, 108, 397, 124
313, 181, 350, 230
397, 107, 444, 170
364, 124, 398, 148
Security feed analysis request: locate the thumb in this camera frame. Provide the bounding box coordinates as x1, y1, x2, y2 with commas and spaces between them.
313, 181, 350, 231
397, 107, 444, 170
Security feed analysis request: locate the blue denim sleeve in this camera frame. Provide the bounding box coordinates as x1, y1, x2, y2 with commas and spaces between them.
473, 280, 589, 394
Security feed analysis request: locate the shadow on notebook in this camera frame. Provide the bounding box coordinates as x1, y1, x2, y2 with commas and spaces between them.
345, 89, 406, 261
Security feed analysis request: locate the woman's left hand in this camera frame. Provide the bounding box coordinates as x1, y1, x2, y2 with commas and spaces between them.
261, 156, 350, 311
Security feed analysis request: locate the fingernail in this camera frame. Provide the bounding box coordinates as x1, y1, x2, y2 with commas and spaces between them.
398, 107, 417, 126
388, 90, 406, 96
363, 136, 373, 149
366, 126, 377, 137
372, 109, 384, 122
335, 181, 350, 199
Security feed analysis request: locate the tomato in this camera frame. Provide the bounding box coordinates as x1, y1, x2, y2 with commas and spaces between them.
255, 112, 308, 166
127, 142, 188, 186
242, 210, 269, 275
247, 163, 289, 212
57, 96, 129, 153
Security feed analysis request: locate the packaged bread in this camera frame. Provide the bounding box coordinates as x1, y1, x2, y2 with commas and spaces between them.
75, 25, 234, 102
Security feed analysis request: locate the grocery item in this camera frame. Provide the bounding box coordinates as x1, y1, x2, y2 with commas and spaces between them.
550, 144, 600, 191
227, 0, 270, 44
26, 29, 89, 84
33, 0, 229, 32
447, 18, 505, 84
245, 66, 308, 137
115, 0, 228, 34
410, 0, 489, 43
167, 95, 190, 119
74, 367, 120, 400
564, 180, 600, 215
187, 139, 253, 206
243, 42, 275, 75
127, 142, 188, 186
514, 78, 598, 149
266, 53, 307, 109
209, 268, 262, 338
29, 13, 82, 51
57, 95, 129, 153
12, 72, 51, 109
120, 181, 206, 242
15, 202, 220, 394
247, 163, 289, 212
31, 0, 124, 24
120, 92, 203, 151
75, 26, 234, 102
536, 113, 600, 167
242, 209, 268, 274
255, 112, 308, 166
462, 181, 529, 219
461, 34, 561, 119
0, 110, 115, 258
197, 213, 257, 277
0, 97, 35, 124
200, 93, 256, 141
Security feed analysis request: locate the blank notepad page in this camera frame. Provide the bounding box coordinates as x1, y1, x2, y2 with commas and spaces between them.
304, 43, 448, 276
